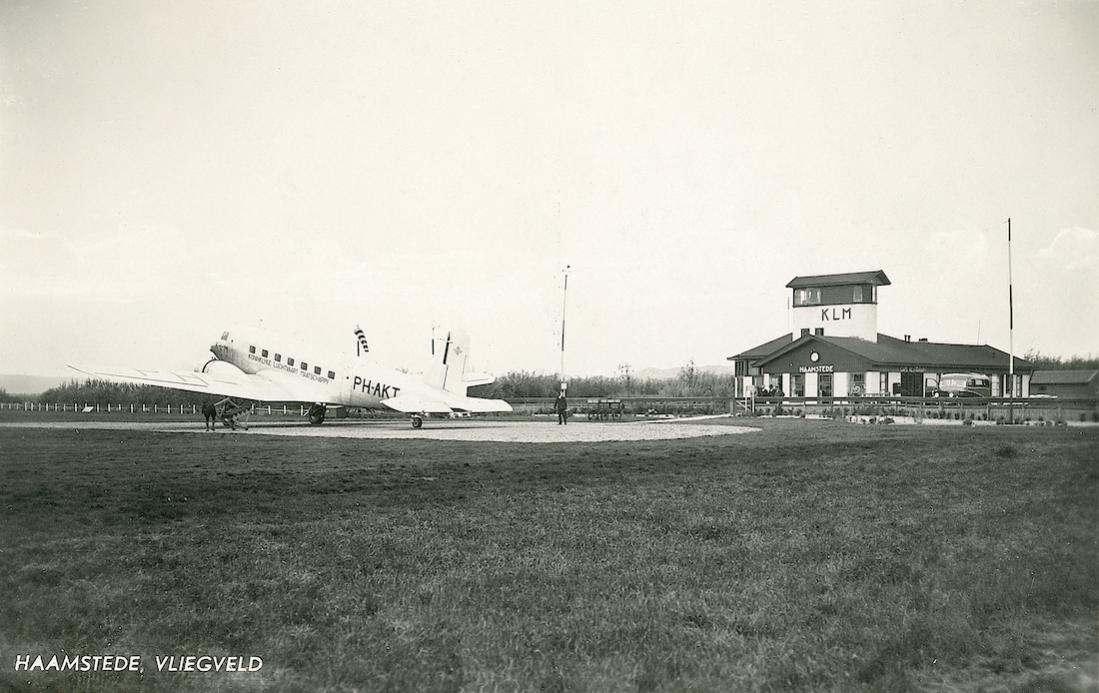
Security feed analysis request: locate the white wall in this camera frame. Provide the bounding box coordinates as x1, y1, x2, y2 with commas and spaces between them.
833, 372, 849, 397
865, 371, 881, 395
791, 303, 878, 341
805, 372, 818, 397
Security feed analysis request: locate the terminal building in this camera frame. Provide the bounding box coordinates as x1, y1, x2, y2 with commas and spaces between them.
727, 270, 1033, 399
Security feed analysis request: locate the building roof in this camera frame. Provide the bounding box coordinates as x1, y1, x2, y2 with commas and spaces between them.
786, 270, 891, 289
746, 333, 1034, 372
1030, 369, 1099, 385
726, 333, 793, 361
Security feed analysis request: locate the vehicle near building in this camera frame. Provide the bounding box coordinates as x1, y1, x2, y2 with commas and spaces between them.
935, 373, 992, 398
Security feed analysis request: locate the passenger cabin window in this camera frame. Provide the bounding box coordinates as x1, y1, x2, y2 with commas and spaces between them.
287, 357, 295, 366
249, 345, 256, 354
300, 361, 308, 370
327, 370, 335, 379
274, 353, 281, 362
313, 366, 321, 375
261, 349, 269, 358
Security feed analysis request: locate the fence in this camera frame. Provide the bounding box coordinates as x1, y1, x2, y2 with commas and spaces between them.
1, 402, 320, 416
3, 396, 1097, 423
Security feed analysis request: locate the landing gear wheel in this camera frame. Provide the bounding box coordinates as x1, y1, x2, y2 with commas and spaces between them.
308, 403, 327, 425
411, 416, 423, 429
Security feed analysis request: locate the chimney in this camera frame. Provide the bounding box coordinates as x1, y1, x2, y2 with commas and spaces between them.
918, 337, 928, 342
904, 334, 911, 342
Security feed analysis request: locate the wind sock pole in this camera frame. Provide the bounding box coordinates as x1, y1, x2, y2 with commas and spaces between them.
560, 265, 570, 394
1007, 218, 1015, 419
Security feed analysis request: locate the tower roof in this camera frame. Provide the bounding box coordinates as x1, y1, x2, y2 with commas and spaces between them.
786, 270, 891, 289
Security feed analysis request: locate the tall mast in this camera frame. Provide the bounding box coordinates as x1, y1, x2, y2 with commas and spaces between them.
1008, 218, 1014, 395
560, 265, 570, 392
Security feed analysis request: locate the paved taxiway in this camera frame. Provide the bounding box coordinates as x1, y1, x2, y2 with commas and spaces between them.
0, 418, 760, 443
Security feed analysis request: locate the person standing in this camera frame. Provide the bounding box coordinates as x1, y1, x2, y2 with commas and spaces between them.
554, 392, 568, 425
201, 399, 217, 431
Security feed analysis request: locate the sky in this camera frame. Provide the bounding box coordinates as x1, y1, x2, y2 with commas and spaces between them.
2, 0, 1097, 378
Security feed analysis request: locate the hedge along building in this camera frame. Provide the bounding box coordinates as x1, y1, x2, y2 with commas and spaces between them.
727, 270, 1034, 399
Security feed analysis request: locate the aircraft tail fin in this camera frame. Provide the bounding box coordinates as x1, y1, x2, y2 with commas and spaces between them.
424, 328, 471, 396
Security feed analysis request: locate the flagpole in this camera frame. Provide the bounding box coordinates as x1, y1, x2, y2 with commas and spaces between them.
560, 265, 570, 393
1008, 218, 1014, 395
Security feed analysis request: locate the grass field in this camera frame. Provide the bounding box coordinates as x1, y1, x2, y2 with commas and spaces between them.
0, 417, 1096, 692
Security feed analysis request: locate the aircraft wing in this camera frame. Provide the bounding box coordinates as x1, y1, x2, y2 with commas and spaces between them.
67, 364, 298, 403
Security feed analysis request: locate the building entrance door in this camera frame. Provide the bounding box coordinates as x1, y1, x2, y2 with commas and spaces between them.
819, 373, 833, 402
900, 372, 923, 397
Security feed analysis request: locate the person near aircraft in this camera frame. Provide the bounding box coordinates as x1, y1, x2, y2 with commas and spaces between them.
554, 392, 568, 425
201, 399, 217, 431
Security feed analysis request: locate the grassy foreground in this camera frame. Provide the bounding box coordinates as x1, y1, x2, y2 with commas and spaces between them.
0, 419, 1096, 692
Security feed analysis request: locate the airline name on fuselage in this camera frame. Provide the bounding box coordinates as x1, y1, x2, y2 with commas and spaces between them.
247, 353, 330, 384
353, 376, 401, 399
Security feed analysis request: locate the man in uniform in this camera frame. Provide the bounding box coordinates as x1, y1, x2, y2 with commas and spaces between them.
554, 391, 568, 425
201, 399, 217, 431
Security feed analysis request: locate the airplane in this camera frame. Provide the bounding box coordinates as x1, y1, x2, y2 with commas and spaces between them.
69, 326, 511, 428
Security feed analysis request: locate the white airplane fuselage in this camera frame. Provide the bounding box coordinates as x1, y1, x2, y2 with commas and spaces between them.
211, 327, 444, 409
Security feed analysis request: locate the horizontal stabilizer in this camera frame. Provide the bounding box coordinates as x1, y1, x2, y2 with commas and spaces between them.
381, 395, 453, 414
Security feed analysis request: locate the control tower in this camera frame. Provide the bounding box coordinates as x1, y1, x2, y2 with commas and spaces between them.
787, 270, 891, 342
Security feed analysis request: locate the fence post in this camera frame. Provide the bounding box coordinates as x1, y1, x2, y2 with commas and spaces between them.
154, 404, 158, 413
283, 405, 287, 414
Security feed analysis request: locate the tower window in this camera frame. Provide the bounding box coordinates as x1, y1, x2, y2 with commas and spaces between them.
794, 288, 821, 306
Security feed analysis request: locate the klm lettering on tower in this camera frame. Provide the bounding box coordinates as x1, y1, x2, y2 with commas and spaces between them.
821, 307, 853, 321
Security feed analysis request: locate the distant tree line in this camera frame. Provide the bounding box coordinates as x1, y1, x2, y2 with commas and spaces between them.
0, 387, 20, 403
469, 360, 738, 399
1023, 350, 1099, 370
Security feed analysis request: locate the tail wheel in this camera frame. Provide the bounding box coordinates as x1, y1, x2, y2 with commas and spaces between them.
411, 416, 423, 429
308, 403, 327, 425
